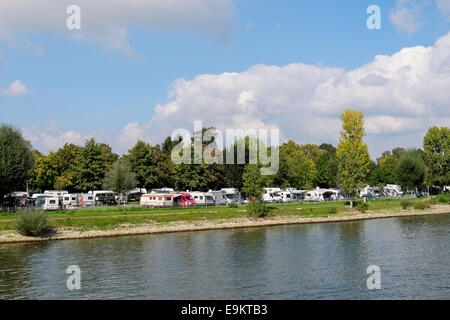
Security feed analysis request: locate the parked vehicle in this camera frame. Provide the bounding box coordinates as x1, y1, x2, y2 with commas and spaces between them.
360, 186, 380, 199
80, 194, 96, 207
262, 188, 282, 203
42, 197, 61, 211
288, 189, 307, 201
127, 188, 147, 201
88, 190, 117, 205
44, 190, 68, 198
305, 188, 335, 202
220, 188, 240, 204
172, 193, 195, 207
209, 190, 231, 205
190, 191, 215, 206
383, 184, 404, 197
62, 194, 81, 208
280, 190, 293, 203
140, 193, 174, 208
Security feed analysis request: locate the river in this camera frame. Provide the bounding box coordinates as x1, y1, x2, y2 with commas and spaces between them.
0, 214, 449, 299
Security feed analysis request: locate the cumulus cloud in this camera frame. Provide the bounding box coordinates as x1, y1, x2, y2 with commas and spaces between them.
139, 31, 450, 157
116, 122, 148, 153
0, 0, 236, 54
1, 80, 31, 96
390, 0, 425, 33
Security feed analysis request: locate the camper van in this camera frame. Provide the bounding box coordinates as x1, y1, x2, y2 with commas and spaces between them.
62, 194, 81, 208
360, 186, 380, 199
220, 188, 240, 204
287, 189, 307, 202
42, 197, 60, 211
383, 184, 404, 197
44, 190, 68, 198
140, 193, 174, 208
88, 190, 117, 205
279, 190, 294, 203
80, 194, 95, 207
262, 188, 282, 203
305, 188, 336, 202
209, 190, 231, 205
190, 191, 215, 206
172, 193, 195, 207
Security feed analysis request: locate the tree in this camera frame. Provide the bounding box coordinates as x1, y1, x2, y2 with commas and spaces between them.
315, 150, 338, 188
0, 124, 34, 202
336, 110, 371, 208
73, 139, 108, 192
103, 158, 137, 202
423, 126, 449, 188
242, 164, 268, 198
29, 151, 58, 192
127, 141, 161, 190
396, 149, 425, 191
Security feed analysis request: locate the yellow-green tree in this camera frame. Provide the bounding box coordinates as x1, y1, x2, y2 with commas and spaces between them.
336, 110, 371, 208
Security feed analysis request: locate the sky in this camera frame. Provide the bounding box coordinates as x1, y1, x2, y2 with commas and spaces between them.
1, 0, 450, 158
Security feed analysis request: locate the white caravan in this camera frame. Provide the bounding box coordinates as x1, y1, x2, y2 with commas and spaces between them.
360, 186, 381, 199
62, 194, 81, 207
209, 190, 231, 205
262, 188, 282, 203
140, 193, 174, 208
88, 190, 117, 205
383, 184, 404, 197
305, 188, 336, 202
44, 190, 68, 198
221, 188, 240, 204
288, 189, 307, 201
190, 191, 215, 206
279, 190, 294, 203
42, 197, 60, 211
80, 194, 95, 207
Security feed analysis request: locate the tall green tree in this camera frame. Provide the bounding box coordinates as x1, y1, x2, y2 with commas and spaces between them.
396, 149, 425, 191
73, 139, 108, 192
103, 158, 137, 202
0, 124, 34, 201
423, 126, 449, 188
336, 110, 371, 207
242, 164, 268, 198
127, 141, 161, 190
29, 151, 58, 192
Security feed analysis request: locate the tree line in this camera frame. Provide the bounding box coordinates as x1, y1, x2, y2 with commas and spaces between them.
0, 110, 449, 202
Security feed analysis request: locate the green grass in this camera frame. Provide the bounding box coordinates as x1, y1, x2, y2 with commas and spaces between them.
0, 197, 446, 232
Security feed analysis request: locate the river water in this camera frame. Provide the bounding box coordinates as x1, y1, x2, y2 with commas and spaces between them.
0, 214, 449, 299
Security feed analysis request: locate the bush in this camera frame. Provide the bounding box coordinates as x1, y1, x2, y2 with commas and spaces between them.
356, 202, 369, 213
413, 202, 430, 211
16, 211, 53, 236
400, 200, 413, 209
435, 193, 450, 204
228, 203, 239, 208
247, 199, 269, 218
328, 206, 338, 214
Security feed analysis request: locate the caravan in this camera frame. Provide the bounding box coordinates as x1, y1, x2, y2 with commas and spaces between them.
220, 188, 240, 204
305, 188, 336, 202
62, 194, 81, 208
42, 197, 61, 211
262, 188, 282, 203
88, 190, 117, 205
140, 193, 174, 208
190, 191, 215, 206
383, 184, 404, 197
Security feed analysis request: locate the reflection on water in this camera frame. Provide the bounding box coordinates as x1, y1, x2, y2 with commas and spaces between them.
0, 214, 449, 299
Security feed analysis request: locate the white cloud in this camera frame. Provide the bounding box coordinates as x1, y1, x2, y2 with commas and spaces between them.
116, 122, 148, 153
0, 0, 236, 54
1, 80, 31, 96
139, 31, 450, 157
390, 7, 421, 33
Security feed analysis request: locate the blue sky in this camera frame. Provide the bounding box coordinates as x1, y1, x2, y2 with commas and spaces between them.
1, 0, 450, 156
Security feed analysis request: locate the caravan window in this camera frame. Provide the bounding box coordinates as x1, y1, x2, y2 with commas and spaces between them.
71, 197, 76, 201
64, 197, 69, 201
88, 196, 93, 200
50, 200, 56, 204
165, 197, 172, 201
200, 196, 204, 200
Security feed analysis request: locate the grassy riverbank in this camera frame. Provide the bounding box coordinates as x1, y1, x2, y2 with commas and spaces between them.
0, 197, 449, 243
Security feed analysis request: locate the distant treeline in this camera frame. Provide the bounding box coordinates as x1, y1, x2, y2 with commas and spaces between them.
0, 111, 449, 201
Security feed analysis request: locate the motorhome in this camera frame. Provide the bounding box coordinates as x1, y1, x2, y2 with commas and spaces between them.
220, 188, 240, 204
88, 190, 117, 205
288, 189, 307, 202
360, 186, 380, 199
279, 190, 293, 203
62, 194, 81, 208
42, 197, 60, 211
383, 184, 404, 197
190, 191, 215, 206
262, 188, 282, 203
151, 188, 174, 194
305, 188, 336, 202
172, 192, 195, 207
208, 190, 231, 205
80, 194, 95, 207
44, 190, 68, 198
140, 193, 174, 208
127, 188, 147, 201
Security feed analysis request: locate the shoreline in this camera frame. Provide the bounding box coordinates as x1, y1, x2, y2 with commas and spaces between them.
1, 205, 449, 244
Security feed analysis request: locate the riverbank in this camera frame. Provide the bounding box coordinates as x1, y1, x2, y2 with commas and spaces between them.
1, 204, 449, 244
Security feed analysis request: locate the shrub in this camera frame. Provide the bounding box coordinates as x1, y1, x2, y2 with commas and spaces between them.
435, 193, 450, 204
413, 202, 430, 211
247, 199, 269, 218
400, 200, 413, 209
16, 211, 53, 236
356, 202, 369, 213
328, 206, 338, 214
228, 203, 239, 208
